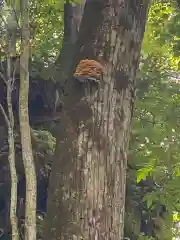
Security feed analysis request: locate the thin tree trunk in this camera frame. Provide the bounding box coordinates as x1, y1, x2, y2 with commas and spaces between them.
19, 0, 37, 239
0, 13, 20, 240
45, 0, 150, 239
0, 80, 19, 240
7, 57, 19, 240
0, 103, 19, 240
6, 2, 18, 57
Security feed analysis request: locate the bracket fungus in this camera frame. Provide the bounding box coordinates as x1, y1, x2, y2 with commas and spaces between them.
73, 59, 104, 84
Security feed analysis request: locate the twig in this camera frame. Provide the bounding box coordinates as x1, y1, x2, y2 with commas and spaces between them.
12, 57, 19, 86
0, 103, 9, 127
0, 71, 7, 83
12, 6, 21, 30
0, 61, 5, 74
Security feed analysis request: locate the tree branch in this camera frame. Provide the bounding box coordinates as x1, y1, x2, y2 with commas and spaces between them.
0, 103, 9, 127
55, 2, 85, 83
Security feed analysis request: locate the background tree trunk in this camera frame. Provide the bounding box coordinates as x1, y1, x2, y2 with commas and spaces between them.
19, 0, 37, 239
45, 0, 150, 239
55, 1, 85, 82
0, 66, 19, 240
0, 12, 20, 239
6, 51, 19, 240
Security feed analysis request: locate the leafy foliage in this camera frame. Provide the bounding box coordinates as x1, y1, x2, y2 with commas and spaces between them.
29, 0, 64, 63
126, 2, 180, 239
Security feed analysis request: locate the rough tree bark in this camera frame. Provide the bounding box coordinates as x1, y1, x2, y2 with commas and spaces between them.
19, 0, 37, 239
45, 0, 150, 239
6, 44, 19, 240
0, 55, 19, 239
0, 12, 20, 239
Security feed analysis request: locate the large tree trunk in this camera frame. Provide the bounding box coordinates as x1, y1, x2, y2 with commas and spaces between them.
45, 0, 150, 239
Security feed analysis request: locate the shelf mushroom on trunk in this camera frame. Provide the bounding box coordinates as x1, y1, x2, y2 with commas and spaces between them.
73, 59, 104, 84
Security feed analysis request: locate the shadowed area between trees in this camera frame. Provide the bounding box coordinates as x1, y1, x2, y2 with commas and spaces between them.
0, 59, 60, 239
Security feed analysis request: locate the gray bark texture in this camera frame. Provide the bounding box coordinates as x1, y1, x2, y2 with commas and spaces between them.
19, 0, 37, 239
7, 57, 19, 240
4, 18, 19, 240
44, 0, 150, 239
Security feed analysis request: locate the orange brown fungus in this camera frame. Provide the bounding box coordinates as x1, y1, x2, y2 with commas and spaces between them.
73, 59, 103, 83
